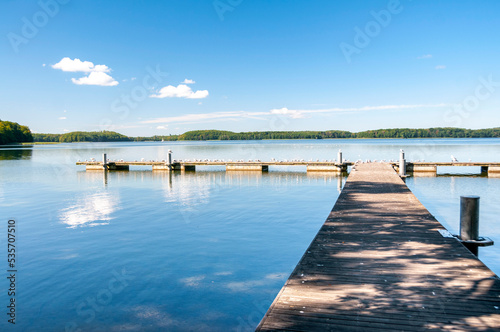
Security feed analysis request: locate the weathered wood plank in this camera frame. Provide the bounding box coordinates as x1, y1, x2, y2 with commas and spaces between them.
257, 163, 500, 331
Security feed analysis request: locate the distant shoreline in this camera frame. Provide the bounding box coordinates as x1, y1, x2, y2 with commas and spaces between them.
2, 126, 498, 145
11, 136, 500, 146
30, 127, 500, 143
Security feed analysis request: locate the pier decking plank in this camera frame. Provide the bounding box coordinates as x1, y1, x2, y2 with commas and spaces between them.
257, 163, 500, 331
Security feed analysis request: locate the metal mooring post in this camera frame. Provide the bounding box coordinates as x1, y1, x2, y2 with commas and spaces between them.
456, 195, 494, 256
338, 149, 342, 164
399, 149, 406, 176
460, 196, 480, 241
103, 153, 107, 170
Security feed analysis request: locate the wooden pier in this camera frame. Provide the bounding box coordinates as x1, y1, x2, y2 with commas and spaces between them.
257, 163, 500, 331
76, 159, 500, 176
76, 160, 352, 172
391, 162, 500, 177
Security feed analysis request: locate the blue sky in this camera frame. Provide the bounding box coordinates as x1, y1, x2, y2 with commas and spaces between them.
1, 0, 500, 136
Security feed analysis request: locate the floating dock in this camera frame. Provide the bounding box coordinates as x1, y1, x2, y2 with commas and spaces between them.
391, 162, 500, 177
77, 160, 352, 172
76, 159, 500, 176
257, 163, 500, 331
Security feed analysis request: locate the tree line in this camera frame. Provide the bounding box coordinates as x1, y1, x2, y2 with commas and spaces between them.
174, 128, 500, 140
27, 127, 500, 143
5, 117, 498, 145
0, 120, 33, 144
355, 127, 500, 139
177, 130, 354, 140
33, 131, 131, 143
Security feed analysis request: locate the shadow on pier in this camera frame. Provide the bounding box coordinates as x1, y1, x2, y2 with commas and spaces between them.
257, 163, 500, 331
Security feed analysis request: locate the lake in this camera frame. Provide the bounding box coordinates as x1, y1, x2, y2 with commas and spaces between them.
1, 138, 499, 331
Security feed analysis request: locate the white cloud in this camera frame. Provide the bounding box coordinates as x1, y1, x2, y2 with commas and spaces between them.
418, 54, 432, 59
63, 129, 69, 132
52, 57, 118, 86
71, 71, 119, 86
270, 107, 306, 119
435, 65, 446, 70
182, 79, 195, 84
141, 104, 449, 125
151, 84, 208, 99
156, 125, 168, 129
58, 116, 67, 120
52, 57, 110, 73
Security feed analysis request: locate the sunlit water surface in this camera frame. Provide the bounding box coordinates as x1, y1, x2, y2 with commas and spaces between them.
0, 139, 499, 331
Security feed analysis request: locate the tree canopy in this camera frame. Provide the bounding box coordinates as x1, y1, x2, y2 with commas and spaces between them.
33, 131, 130, 143
58, 131, 131, 142
0, 120, 33, 145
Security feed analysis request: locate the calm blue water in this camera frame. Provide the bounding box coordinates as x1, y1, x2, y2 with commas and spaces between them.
1, 138, 499, 331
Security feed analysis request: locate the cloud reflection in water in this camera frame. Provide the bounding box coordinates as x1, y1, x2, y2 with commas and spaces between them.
59, 191, 119, 228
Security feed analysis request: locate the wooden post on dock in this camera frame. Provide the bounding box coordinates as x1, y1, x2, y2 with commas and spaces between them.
337, 149, 342, 164
399, 149, 406, 176
168, 150, 172, 170
103, 153, 107, 170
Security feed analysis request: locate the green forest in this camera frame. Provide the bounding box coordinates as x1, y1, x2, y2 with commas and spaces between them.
33, 131, 130, 143
58, 131, 130, 142
21, 127, 500, 144
0, 120, 33, 144
175, 128, 500, 140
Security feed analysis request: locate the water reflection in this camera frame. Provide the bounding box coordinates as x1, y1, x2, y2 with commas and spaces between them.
74, 170, 347, 227
75, 170, 347, 210
59, 190, 119, 228
0, 147, 32, 160
77, 170, 346, 189
163, 172, 220, 210
306, 171, 346, 192
411, 172, 437, 177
